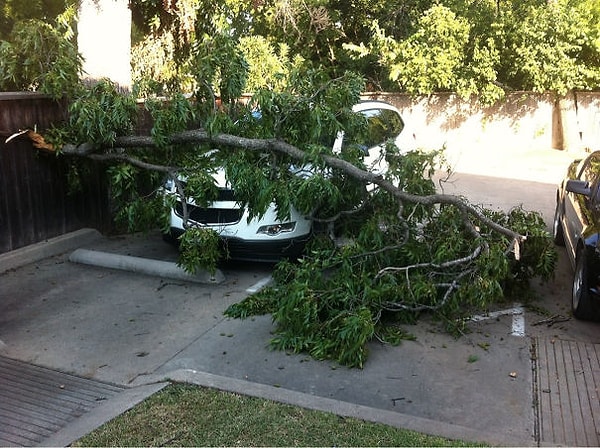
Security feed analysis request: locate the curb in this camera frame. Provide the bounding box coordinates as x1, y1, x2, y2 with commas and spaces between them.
132, 369, 534, 447
40, 382, 169, 447
69, 248, 225, 284
0, 228, 102, 274
0, 228, 225, 284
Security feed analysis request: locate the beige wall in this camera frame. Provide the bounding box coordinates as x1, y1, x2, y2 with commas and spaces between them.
364, 91, 600, 154
78, 0, 131, 90
571, 92, 600, 152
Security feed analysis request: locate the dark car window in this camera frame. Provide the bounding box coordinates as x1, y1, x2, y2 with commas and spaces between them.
573, 153, 600, 215
579, 153, 600, 184
342, 108, 404, 151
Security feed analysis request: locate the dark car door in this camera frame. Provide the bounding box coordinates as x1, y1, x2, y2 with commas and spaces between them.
563, 153, 600, 260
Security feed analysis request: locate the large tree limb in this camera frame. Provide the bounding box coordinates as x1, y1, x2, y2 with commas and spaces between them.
110, 130, 524, 248
86, 152, 176, 173
59, 129, 526, 256
58, 128, 535, 315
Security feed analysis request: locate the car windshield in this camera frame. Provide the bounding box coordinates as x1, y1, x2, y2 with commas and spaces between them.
342, 108, 404, 152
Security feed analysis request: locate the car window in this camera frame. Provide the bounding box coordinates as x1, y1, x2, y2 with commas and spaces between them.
579, 153, 600, 184
342, 108, 404, 152
573, 154, 600, 212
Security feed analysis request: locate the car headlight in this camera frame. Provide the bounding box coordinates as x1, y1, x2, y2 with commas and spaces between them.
257, 222, 296, 236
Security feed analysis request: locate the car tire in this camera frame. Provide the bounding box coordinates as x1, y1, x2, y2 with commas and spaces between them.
552, 203, 565, 246
162, 231, 180, 247
572, 251, 597, 320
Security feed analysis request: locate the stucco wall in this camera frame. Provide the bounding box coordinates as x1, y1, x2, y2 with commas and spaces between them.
572, 92, 600, 152
78, 0, 131, 90
364, 91, 600, 155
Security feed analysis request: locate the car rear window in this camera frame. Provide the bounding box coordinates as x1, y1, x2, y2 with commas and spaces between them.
342, 108, 404, 151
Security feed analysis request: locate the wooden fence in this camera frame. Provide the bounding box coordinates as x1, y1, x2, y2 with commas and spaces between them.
0, 93, 111, 254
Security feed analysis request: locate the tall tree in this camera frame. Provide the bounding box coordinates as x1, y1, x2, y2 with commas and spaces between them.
0, 0, 74, 38
344, 0, 600, 100
495, 0, 600, 95
0, 5, 81, 97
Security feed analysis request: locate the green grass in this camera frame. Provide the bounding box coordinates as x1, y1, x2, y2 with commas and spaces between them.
74, 383, 482, 447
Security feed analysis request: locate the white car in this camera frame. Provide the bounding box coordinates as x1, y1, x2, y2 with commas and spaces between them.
164, 100, 412, 262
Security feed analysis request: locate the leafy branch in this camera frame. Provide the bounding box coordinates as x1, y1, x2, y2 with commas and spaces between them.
24, 73, 555, 368
63, 129, 525, 252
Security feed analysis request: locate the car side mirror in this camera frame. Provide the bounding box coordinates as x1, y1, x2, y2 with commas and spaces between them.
566, 179, 592, 196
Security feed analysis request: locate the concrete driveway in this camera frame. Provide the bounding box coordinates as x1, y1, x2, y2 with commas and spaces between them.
1, 146, 600, 447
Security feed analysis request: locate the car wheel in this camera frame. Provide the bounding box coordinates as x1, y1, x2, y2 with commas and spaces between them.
162, 231, 180, 247
552, 203, 565, 246
572, 252, 597, 320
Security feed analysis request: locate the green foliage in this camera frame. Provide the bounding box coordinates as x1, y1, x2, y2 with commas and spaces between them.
225, 150, 556, 367
177, 227, 222, 275
146, 93, 197, 148
347, 5, 504, 101
8, 0, 597, 101
193, 30, 249, 105
0, 6, 82, 98
238, 36, 299, 92
343, 0, 600, 100
487, 206, 558, 291
238, 0, 433, 86
132, 2, 253, 102
246, 0, 342, 69
191, 70, 369, 226
389, 6, 471, 93
101, 66, 555, 367
496, 0, 600, 94
127, 0, 600, 99
108, 163, 169, 234
0, 0, 75, 39
131, 30, 194, 96
224, 290, 279, 319
67, 79, 138, 146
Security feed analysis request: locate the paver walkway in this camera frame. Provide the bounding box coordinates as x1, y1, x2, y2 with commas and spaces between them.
0, 356, 125, 447
536, 337, 600, 446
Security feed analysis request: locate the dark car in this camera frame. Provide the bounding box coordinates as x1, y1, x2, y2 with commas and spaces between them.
553, 150, 600, 320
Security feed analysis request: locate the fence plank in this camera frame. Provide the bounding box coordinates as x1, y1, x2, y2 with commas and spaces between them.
0, 93, 111, 254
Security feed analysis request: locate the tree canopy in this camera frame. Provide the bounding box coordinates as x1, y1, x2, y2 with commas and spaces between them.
125, 0, 600, 100
0, 3, 80, 97
1, 0, 599, 98
0, 0, 74, 39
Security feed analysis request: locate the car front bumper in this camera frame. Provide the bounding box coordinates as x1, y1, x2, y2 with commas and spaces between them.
168, 226, 311, 262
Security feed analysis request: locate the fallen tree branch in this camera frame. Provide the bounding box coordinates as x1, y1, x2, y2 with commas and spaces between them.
55, 128, 526, 256
116, 129, 526, 250
86, 151, 176, 173
375, 244, 484, 279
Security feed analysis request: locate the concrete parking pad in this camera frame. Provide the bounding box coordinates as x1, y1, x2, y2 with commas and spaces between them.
2, 153, 600, 446
0, 230, 537, 446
